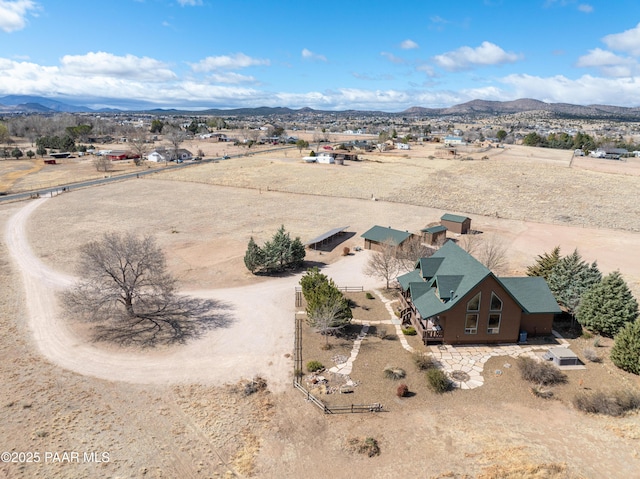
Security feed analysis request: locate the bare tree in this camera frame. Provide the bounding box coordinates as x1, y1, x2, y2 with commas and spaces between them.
396, 236, 433, 272
127, 130, 149, 166
63, 233, 231, 346
307, 294, 351, 347
92, 155, 112, 172
164, 126, 187, 160
460, 233, 508, 273
364, 242, 402, 289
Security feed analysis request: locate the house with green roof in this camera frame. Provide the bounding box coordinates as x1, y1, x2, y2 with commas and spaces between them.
397, 241, 560, 345
360, 225, 415, 252
441, 213, 471, 234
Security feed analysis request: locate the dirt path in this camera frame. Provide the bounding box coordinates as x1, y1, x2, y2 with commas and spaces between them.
5, 197, 380, 392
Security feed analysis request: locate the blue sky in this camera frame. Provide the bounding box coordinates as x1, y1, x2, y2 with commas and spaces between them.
2, 0, 640, 111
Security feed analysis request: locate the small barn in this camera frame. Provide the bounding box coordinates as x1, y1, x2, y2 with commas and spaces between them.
441, 213, 471, 234
421, 225, 447, 246
361, 225, 414, 252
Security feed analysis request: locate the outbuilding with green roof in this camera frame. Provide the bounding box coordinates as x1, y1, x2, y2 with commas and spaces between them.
440, 213, 472, 234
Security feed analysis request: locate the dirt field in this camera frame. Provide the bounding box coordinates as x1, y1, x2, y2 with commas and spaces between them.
2, 145, 640, 478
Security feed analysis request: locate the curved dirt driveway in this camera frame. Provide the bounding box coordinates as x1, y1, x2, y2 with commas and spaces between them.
6, 197, 380, 392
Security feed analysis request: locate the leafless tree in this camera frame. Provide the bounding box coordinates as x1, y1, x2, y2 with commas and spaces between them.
164, 126, 187, 160
63, 233, 231, 346
364, 241, 402, 289
92, 155, 112, 172
307, 295, 351, 347
126, 129, 149, 165
396, 236, 434, 272
460, 233, 508, 274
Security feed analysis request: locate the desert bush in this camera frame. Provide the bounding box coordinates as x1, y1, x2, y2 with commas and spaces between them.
243, 376, 267, 396
593, 336, 602, 347
365, 292, 375, 300
347, 436, 380, 457
581, 330, 593, 339
402, 326, 417, 336
517, 357, 567, 386
293, 368, 303, 379
306, 360, 324, 372
412, 352, 435, 371
396, 383, 409, 397
572, 390, 640, 416
383, 365, 406, 380
582, 347, 601, 363
342, 246, 350, 256
530, 386, 554, 399
426, 369, 450, 393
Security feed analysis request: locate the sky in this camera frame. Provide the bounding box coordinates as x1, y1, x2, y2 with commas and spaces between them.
2, 0, 640, 111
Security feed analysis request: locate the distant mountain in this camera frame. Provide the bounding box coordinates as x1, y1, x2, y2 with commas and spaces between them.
402, 99, 640, 119
0, 95, 92, 113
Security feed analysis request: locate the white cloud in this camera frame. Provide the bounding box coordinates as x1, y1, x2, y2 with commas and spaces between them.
60, 52, 177, 81
433, 41, 521, 71
576, 48, 637, 77
578, 4, 593, 13
210, 72, 257, 84
0, 0, 38, 32
301, 48, 327, 62
603, 23, 640, 56
381, 51, 405, 64
400, 39, 419, 50
501, 73, 640, 106
177, 0, 202, 6
190, 53, 270, 72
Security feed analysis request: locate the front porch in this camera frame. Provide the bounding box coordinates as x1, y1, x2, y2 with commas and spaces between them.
399, 293, 444, 345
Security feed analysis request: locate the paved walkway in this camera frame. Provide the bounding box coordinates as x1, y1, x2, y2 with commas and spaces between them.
338, 290, 571, 390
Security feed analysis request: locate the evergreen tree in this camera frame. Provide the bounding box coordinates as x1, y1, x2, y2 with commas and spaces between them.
547, 249, 601, 318
263, 225, 292, 272
610, 321, 640, 375
289, 237, 306, 269
244, 237, 265, 274
576, 271, 639, 337
526, 246, 562, 281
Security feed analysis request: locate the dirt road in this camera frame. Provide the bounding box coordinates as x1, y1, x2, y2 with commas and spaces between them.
5, 197, 379, 392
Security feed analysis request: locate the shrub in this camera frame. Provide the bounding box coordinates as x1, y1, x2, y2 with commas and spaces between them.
402, 326, 417, 336
347, 436, 380, 457
365, 292, 375, 300
610, 321, 640, 375
243, 377, 267, 396
293, 368, 303, 379
517, 357, 567, 386
342, 246, 350, 256
593, 336, 602, 347
383, 365, 406, 380
426, 369, 450, 394
396, 383, 409, 397
530, 386, 554, 399
412, 352, 435, 371
581, 330, 594, 339
306, 360, 324, 372
582, 347, 601, 363
573, 390, 640, 416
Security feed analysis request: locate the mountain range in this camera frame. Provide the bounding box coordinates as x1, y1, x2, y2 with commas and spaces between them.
1, 95, 640, 120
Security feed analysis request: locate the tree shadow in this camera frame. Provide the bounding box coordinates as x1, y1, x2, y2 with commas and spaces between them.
90, 296, 235, 348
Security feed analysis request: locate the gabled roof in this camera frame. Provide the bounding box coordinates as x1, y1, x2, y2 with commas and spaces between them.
421, 225, 447, 234
499, 277, 562, 314
397, 241, 491, 319
361, 225, 412, 246
441, 213, 470, 223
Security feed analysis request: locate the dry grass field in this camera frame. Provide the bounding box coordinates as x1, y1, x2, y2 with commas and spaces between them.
1, 142, 640, 478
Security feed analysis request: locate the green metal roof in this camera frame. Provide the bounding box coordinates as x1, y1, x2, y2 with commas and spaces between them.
440, 213, 470, 223
361, 225, 412, 246
397, 269, 423, 290
420, 225, 447, 234
499, 277, 562, 314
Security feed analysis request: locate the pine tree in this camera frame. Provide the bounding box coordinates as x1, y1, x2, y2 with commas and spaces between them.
244, 237, 265, 274
547, 249, 601, 319
289, 237, 306, 269
526, 246, 561, 281
576, 271, 639, 337
610, 321, 640, 375
263, 225, 292, 272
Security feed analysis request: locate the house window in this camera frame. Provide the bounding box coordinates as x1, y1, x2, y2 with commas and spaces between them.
465, 314, 478, 334
487, 313, 501, 334
467, 293, 481, 312
490, 292, 503, 311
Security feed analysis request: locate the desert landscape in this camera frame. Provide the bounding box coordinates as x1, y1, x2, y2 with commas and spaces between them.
1, 140, 640, 478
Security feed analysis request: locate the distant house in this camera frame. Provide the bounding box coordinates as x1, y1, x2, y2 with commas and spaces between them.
421, 225, 447, 246
147, 151, 166, 162
396, 142, 410, 150
361, 225, 415, 252
444, 136, 465, 146
397, 241, 560, 345
440, 213, 471, 234
147, 148, 192, 162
